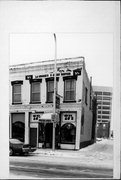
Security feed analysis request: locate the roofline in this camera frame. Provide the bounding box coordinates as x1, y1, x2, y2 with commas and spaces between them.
9, 56, 85, 68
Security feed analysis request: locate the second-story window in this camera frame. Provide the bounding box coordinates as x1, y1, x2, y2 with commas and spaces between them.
31, 82, 41, 103
47, 81, 54, 102
64, 78, 76, 102
11, 81, 23, 104
46, 77, 58, 103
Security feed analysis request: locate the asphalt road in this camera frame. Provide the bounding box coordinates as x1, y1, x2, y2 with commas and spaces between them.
9, 154, 113, 179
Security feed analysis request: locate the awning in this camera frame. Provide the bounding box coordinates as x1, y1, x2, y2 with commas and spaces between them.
40, 113, 53, 121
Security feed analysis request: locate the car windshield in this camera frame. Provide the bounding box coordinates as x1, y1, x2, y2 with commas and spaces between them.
10, 139, 23, 144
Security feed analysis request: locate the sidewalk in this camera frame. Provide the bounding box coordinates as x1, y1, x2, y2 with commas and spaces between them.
32, 139, 113, 169
9, 139, 113, 179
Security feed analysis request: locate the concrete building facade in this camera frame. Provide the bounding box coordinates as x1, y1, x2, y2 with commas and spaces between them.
93, 86, 113, 138
9, 57, 95, 150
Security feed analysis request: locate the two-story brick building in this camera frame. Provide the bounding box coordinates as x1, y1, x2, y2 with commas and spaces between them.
9, 57, 96, 150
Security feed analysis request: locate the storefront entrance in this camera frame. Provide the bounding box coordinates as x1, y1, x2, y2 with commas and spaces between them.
30, 128, 37, 147
38, 122, 60, 149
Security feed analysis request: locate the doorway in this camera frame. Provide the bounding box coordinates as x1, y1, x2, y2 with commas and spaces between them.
30, 128, 37, 147
45, 123, 53, 148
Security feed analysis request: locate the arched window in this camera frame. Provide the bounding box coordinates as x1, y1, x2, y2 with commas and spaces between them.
60, 123, 76, 144
12, 121, 25, 142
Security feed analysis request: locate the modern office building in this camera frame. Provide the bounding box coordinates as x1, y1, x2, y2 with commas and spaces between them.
9, 57, 97, 150
93, 86, 113, 138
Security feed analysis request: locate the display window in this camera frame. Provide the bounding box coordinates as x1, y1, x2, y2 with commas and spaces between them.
60, 123, 76, 144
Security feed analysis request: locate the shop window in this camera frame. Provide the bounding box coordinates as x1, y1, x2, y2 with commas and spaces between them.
12, 121, 25, 142
11, 113, 25, 142
11, 81, 23, 104
64, 79, 76, 102
31, 82, 41, 103
60, 123, 76, 144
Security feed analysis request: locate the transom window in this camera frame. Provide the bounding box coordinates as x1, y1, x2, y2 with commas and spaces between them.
31, 82, 41, 103
64, 79, 76, 101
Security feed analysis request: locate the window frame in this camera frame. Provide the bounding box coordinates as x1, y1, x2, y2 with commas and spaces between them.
46, 77, 59, 103
30, 79, 42, 104
60, 123, 76, 144
11, 81, 23, 104
63, 77, 77, 102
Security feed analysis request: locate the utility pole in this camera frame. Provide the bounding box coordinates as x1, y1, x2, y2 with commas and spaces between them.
52, 33, 57, 151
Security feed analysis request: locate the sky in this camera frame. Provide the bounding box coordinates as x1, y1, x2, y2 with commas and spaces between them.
10, 32, 113, 87
9, 1, 114, 87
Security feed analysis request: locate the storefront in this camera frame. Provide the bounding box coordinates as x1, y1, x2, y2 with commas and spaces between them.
60, 112, 76, 149
30, 112, 60, 148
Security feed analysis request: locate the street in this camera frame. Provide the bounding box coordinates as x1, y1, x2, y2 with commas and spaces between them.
9, 154, 113, 179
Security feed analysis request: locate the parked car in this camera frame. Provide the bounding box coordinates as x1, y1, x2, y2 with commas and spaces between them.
9, 138, 36, 156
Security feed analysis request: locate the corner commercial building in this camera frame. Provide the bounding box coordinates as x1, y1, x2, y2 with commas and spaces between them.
9, 57, 96, 150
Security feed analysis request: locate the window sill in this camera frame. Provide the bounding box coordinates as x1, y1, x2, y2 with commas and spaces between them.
63, 100, 76, 103
29, 102, 41, 104
12, 102, 22, 105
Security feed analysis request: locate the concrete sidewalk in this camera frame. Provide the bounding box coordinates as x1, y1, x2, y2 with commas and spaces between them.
9, 140, 113, 179
32, 140, 113, 169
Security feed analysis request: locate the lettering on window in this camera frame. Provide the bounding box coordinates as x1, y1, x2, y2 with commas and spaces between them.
62, 113, 76, 122
32, 114, 42, 121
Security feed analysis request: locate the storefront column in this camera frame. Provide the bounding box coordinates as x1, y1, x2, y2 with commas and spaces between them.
75, 110, 81, 149
25, 112, 29, 144
9, 114, 12, 138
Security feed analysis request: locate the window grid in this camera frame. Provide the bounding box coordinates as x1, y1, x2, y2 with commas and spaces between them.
31, 82, 40, 103
13, 84, 22, 103
64, 79, 76, 101
47, 81, 58, 102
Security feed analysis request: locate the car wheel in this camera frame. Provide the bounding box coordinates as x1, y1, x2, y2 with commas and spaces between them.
9, 148, 13, 156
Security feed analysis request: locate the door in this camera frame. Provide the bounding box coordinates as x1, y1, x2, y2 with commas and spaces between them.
30, 128, 37, 147
45, 123, 53, 148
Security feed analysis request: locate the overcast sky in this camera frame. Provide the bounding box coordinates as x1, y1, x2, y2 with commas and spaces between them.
9, 1, 114, 87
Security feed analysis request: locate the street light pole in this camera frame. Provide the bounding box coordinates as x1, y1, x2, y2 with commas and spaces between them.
52, 33, 57, 151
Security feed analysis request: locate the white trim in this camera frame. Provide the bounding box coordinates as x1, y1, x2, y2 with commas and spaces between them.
60, 144, 75, 150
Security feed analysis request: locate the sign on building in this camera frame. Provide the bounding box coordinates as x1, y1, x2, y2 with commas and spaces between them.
62, 112, 76, 122
51, 113, 59, 123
